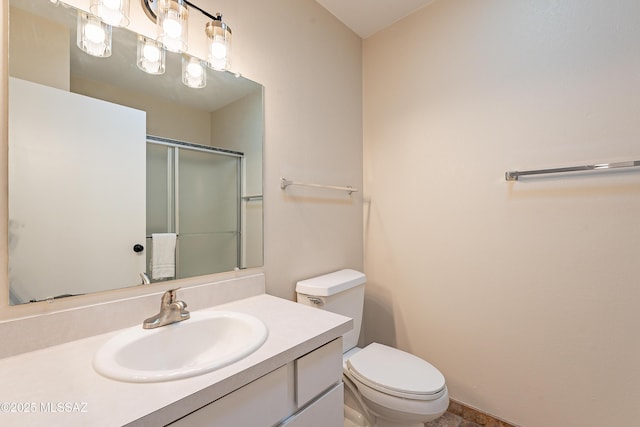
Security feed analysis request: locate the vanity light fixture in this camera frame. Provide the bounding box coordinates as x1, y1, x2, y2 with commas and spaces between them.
137, 35, 166, 74
142, 0, 232, 70
205, 14, 231, 71
90, 0, 130, 27
77, 11, 112, 58
72, 0, 232, 84
155, 0, 188, 53
182, 55, 206, 88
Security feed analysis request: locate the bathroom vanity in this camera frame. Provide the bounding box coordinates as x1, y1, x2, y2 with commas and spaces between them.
0, 293, 351, 426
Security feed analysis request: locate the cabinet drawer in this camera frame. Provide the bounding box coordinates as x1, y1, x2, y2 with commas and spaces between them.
295, 338, 342, 407
169, 365, 293, 427
279, 383, 344, 427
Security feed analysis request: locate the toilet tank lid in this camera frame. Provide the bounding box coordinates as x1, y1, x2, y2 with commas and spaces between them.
296, 269, 366, 296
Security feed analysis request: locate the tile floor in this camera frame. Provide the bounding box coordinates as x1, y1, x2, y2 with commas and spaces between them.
345, 411, 478, 427
345, 400, 516, 427
426, 401, 517, 427
425, 411, 484, 427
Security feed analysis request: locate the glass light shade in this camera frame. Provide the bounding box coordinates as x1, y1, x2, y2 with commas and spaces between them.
137, 35, 165, 75
90, 0, 130, 27
182, 55, 206, 88
156, 0, 188, 53
77, 11, 112, 58
205, 18, 231, 70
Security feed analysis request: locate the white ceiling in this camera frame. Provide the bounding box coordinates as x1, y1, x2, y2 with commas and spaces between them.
315, 0, 436, 39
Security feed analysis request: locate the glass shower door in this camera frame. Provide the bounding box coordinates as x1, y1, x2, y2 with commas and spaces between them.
177, 148, 240, 278
146, 139, 242, 280
146, 144, 175, 235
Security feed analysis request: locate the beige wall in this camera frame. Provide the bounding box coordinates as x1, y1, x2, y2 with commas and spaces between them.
222, 0, 363, 298
363, 0, 640, 425
0, 0, 362, 322
9, 6, 69, 90
194, 0, 363, 298
211, 89, 263, 195
71, 76, 214, 145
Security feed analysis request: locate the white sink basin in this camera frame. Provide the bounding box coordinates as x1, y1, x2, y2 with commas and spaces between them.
93, 310, 268, 383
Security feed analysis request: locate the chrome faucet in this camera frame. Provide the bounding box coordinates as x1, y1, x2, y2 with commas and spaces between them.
143, 288, 190, 329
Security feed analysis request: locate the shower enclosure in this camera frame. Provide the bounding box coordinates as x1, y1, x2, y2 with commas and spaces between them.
146, 136, 243, 280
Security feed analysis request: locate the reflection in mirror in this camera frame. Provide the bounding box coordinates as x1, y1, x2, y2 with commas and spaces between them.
7, 0, 264, 305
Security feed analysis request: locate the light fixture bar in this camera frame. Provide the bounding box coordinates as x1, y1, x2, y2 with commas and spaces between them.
141, 0, 232, 70
182, 0, 217, 21
142, 0, 218, 21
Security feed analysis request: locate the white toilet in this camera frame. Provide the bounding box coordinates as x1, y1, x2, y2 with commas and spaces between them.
296, 269, 449, 427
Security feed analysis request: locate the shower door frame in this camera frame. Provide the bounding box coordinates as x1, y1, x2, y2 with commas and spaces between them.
147, 136, 244, 278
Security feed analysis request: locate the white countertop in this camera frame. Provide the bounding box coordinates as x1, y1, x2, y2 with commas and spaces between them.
0, 294, 352, 426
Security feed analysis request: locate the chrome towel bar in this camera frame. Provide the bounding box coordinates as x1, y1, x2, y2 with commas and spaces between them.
242, 194, 263, 201
505, 160, 640, 181
280, 177, 358, 195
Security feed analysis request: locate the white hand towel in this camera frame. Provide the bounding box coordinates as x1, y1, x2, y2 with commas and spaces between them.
151, 233, 177, 279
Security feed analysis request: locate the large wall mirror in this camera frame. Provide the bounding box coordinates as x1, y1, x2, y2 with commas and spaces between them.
7, 0, 264, 305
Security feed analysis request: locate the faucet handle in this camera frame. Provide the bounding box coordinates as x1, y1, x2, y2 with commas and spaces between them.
161, 288, 181, 305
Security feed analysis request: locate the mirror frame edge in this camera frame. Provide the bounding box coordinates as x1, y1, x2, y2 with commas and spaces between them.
0, 265, 266, 321
1, 0, 10, 314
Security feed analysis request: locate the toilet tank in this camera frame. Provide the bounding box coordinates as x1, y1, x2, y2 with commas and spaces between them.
296, 269, 366, 353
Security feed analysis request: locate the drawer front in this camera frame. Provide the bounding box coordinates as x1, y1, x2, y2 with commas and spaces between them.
295, 337, 343, 407
279, 383, 344, 427
169, 364, 293, 427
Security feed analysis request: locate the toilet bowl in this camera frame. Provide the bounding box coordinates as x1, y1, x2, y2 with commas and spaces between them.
343, 344, 448, 427
296, 270, 449, 427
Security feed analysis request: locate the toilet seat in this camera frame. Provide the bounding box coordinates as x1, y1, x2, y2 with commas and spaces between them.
345, 343, 446, 401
